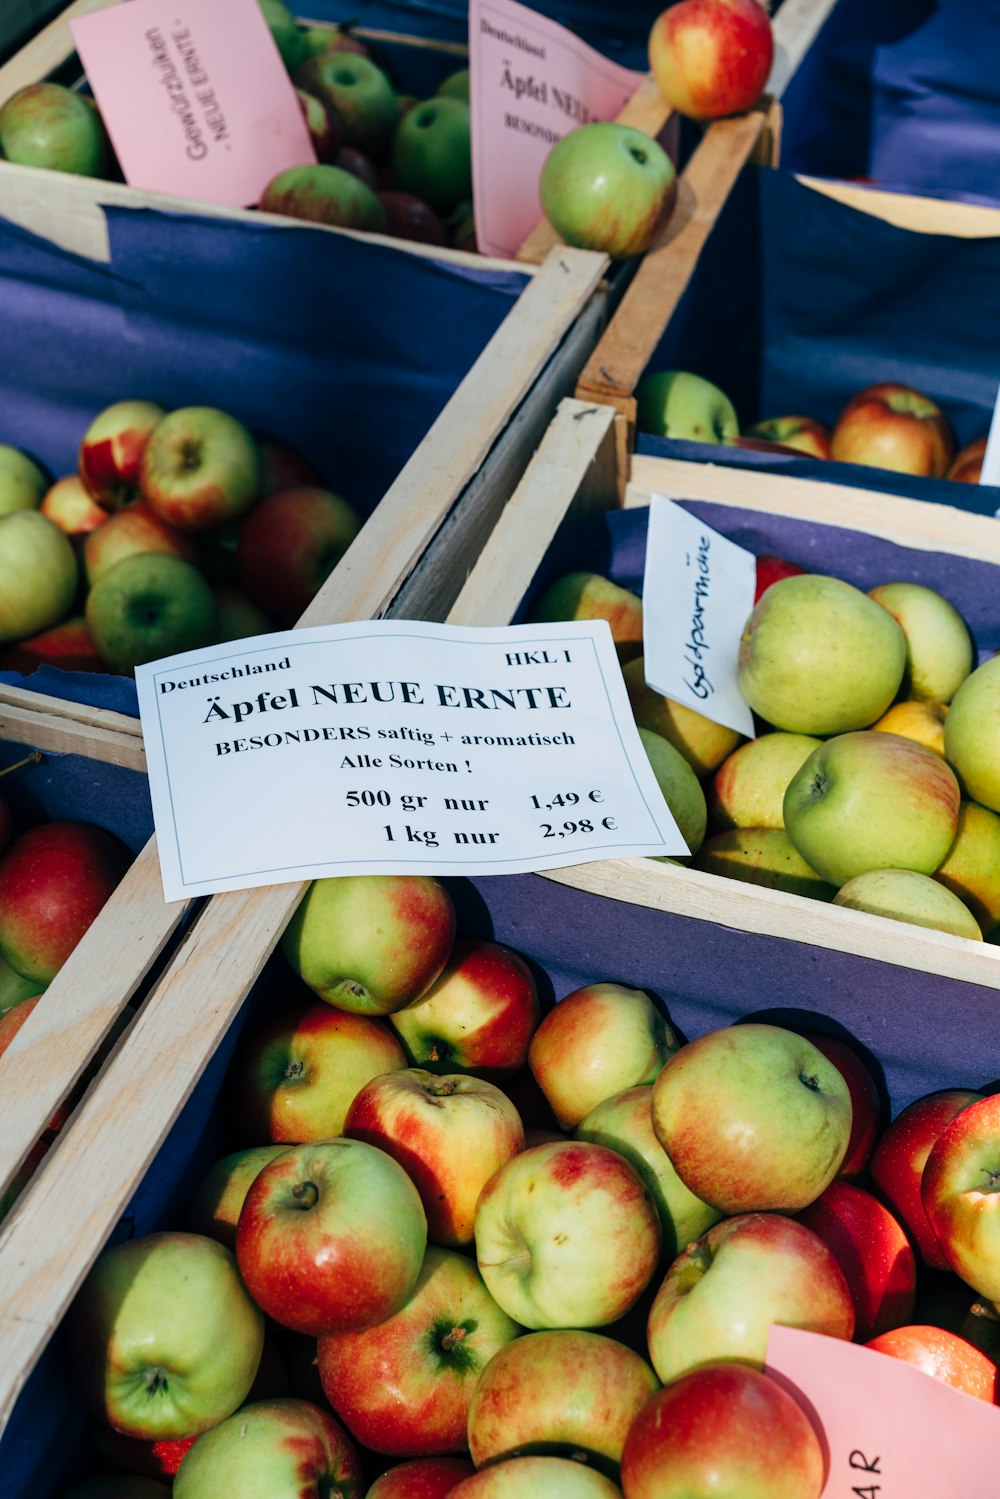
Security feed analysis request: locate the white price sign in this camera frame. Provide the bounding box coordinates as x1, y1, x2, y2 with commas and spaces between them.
136, 620, 686, 899
980, 376, 1000, 495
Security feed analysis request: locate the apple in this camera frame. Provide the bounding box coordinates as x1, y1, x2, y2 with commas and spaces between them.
1, 615, 106, 675
79, 401, 167, 510
638, 727, 707, 854
739, 574, 906, 735
214, 585, 274, 642
83, 501, 202, 586
474, 1139, 660, 1328
393, 97, 471, 214
620, 1364, 824, 1499
944, 655, 1000, 813
336, 146, 381, 191
257, 436, 320, 496
298, 24, 372, 63
0, 444, 47, 515
173, 1399, 361, 1499
0, 81, 109, 175
0, 820, 130, 983
754, 555, 807, 600
651, 1023, 852, 1213
649, 0, 774, 121
796, 1181, 916, 1341
259, 0, 309, 71
634, 370, 738, 443
873, 699, 948, 756
0, 950, 40, 1013
869, 1089, 983, 1271
85, 552, 219, 672
693, 827, 836, 900
40, 475, 107, 537
367, 1458, 476, 1498
708, 731, 822, 833
140, 407, 261, 532
296, 87, 343, 162
528, 982, 678, 1131
831, 382, 954, 477
467, 1327, 657, 1473
922, 1093, 1000, 1302
576, 1085, 722, 1259
0, 510, 78, 644
67, 1232, 265, 1439
344, 1068, 524, 1246
647, 1212, 854, 1382
293, 54, 398, 158
799, 1031, 880, 1180
389, 936, 538, 1076
94, 1425, 198, 1483
540, 125, 675, 260
438, 70, 470, 103
624, 657, 742, 775
947, 435, 988, 483
282, 874, 456, 1016
866, 1325, 999, 1401
236, 1137, 427, 1335
317, 1245, 520, 1456
746, 417, 831, 459
833, 867, 982, 940
230, 997, 406, 1143
868, 581, 973, 703
380, 191, 450, 246
236, 485, 360, 620
935, 801, 1000, 937
527, 572, 643, 663
185, 1144, 290, 1249
452, 1459, 623, 1497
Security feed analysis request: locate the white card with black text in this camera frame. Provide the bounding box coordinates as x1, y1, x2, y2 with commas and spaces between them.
980, 376, 1000, 495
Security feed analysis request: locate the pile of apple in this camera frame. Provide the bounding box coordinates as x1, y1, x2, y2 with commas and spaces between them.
48, 869, 1000, 1499
635, 369, 989, 482
531, 552, 1000, 942
0, 401, 358, 675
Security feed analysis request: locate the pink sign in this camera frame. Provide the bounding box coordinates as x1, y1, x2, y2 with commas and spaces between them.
767, 1325, 1000, 1496
469, 0, 644, 259
70, 0, 315, 207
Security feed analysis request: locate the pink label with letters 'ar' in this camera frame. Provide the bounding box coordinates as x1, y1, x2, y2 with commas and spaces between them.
767, 1325, 1000, 1496
469, 0, 644, 259
71, 0, 315, 207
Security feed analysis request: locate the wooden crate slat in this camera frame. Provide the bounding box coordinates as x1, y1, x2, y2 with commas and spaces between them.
0, 702, 145, 770
797, 174, 1000, 238
0, 0, 111, 95
0, 682, 142, 735
765, 0, 840, 98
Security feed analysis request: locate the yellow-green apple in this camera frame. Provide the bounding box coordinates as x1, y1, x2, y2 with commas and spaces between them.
649, 0, 774, 120
0, 81, 109, 175
575, 1085, 722, 1259
282, 874, 456, 1016
647, 1212, 854, 1381
865, 1325, 999, 1401
746, 416, 831, 459
0, 820, 130, 983
753, 554, 807, 600
474, 1140, 659, 1328
651, 1023, 852, 1213
236, 1137, 427, 1335
452, 1458, 623, 1497
83, 501, 202, 586
944, 655, 1000, 813
40, 475, 107, 537
437, 69, 470, 102
783, 731, 960, 886
393, 97, 471, 214
293, 53, 398, 157
261, 0, 309, 69
527, 983, 678, 1131
638, 727, 707, 854
833, 867, 982, 940
185, 1144, 290, 1249
317, 1245, 520, 1455
139, 407, 260, 532
947, 435, 988, 483
0, 950, 38, 1013
344, 1069, 524, 1246
634, 370, 738, 443
173, 1399, 361, 1499
236, 485, 360, 620
367, 1458, 475, 1497
0, 444, 47, 515
869, 1089, 983, 1271
539, 125, 675, 260
708, 731, 822, 832
831, 382, 954, 476
79, 401, 167, 510
257, 437, 320, 497
379, 191, 450, 246
67, 1232, 264, 1439
85, 553, 219, 671
624, 657, 742, 775
389, 937, 538, 1076
296, 86, 343, 162
693, 827, 836, 899
739, 574, 906, 734
795, 1181, 916, 1341
935, 801, 1000, 937
467, 1328, 657, 1474
261, 163, 389, 230
527, 572, 643, 663
620, 1364, 824, 1499
873, 698, 947, 756
230, 997, 406, 1142
799, 1030, 880, 1179
922, 1093, 1000, 1302
868, 581, 973, 702
0, 510, 78, 644
214, 584, 274, 642
1, 615, 106, 674
64, 1480, 170, 1499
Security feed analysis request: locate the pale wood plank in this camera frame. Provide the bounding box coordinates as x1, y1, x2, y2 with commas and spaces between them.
798, 175, 1000, 239
767, 0, 840, 99
0, 683, 142, 736
0, 704, 145, 771
0, 0, 111, 99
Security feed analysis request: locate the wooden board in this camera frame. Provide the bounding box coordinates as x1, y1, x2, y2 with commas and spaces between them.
798, 175, 1000, 238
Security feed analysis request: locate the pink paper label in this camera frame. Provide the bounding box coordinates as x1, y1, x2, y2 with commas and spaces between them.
70, 0, 315, 207
767, 1325, 1000, 1495
469, 0, 644, 259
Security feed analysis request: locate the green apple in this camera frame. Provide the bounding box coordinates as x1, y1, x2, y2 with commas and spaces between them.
0, 951, 42, 1014
85, 552, 219, 671
528, 571, 643, 662
393, 97, 471, 213
708, 731, 822, 832
944, 655, 1000, 813
0, 445, 47, 516
635, 370, 738, 443
638, 727, 707, 854
783, 730, 960, 887
451, 1457, 625, 1496
0, 82, 109, 176
258, 0, 308, 72
0, 510, 78, 644
834, 868, 982, 940
624, 657, 742, 776
738, 574, 906, 735
437, 69, 470, 102
261, 162, 388, 232
868, 582, 973, 703
693, 827, 836, 900
293, 53, 398, 158
540, 124, 676, 260
935, 801, 1000, 937
186, 1145, 290, 1250
174, 1398, 361, 1499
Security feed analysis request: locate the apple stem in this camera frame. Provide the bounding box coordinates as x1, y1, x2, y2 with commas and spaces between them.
440, 1325, 467, 1352
0, 751, 42, 780
292, 1180, 320, 1210
429, 1080, 458, 1098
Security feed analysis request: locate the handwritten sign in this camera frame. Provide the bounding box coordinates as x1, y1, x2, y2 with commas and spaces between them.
767, 1325, 1000, 1496
135, 620, 686, 900
468, 0, 644, 258
642, 494, 757, 738
70, 0, 315, 206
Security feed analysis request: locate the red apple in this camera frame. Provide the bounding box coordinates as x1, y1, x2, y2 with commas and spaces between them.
335, 146, 381, 191
172, 1399, 361, 1498
83, 500, 202, 586
367, 1458, 476, 1498
648, 0, 774, 122
79, 400, 167, 509
140, 407, 261, 531
799, 1030, 881, 1178
296, 86, 343, 162
830, 382, 954, 477
754, 554, 806, 602
746, 416, 832, 459
866, 1324, 999, 1402
947, 435, 988, 484
379, 191, 449, 246
922, 1093, 1000, 1302
795, 1180, 916, 1341
0, 615, 107, 675
256, 436, 320, 497
236, 485, 360, 620
40, 475, 107, 537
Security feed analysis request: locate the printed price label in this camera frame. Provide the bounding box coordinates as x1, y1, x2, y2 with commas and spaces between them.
468, 0, 644, 258
642, 494, 757, 739
135, 620, 686, 900
980, 377, 1000, 496
71, 0, 315, 206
